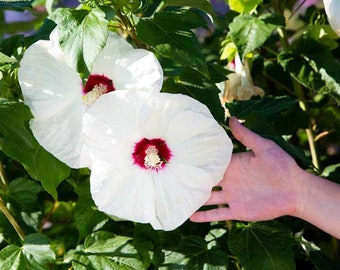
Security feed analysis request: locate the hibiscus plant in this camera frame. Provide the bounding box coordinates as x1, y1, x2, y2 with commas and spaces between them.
1, 0, 340, 269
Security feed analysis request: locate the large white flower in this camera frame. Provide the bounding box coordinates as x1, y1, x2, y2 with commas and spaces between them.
18, 30, 163, 168
83, 91, 233, 231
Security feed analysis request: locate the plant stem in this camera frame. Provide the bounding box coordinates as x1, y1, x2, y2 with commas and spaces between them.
116, 9, 146, 49
0, 197, 25, 241
0, 160, 8, 191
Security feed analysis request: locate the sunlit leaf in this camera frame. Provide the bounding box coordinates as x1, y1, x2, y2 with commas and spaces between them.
68, 231, 144, 269
229, 13, 285, 58
0, 234, 55, 270
278, 38, 340, 102
228, 0, 263, 13
49, 8, 109, 72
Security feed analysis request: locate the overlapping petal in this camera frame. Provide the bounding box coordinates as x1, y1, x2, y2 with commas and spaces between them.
18, 30, 163, 168
18, 32, 87, 167
83, 90, 233, 230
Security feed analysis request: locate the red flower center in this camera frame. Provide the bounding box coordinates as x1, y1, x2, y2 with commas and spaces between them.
132, 138, 172, 171
82, 74, 115, 106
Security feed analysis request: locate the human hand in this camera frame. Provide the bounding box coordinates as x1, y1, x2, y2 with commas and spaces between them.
190, 117, 303, 223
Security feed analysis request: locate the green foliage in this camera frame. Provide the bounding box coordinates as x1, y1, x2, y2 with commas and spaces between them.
1, 0, 340, 269
136, 9, 209, 76
228, 222, 295, 270
49, 8, 110, 72
0, 99, 70, 199
0, 233, 55, 270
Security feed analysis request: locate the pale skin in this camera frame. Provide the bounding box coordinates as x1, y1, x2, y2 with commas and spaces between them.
190, 117, 340, 239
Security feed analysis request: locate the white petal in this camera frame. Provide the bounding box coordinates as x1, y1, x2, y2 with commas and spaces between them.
165, 110, 232, 184
90, 162, 156, 224
18, 31, 87, 168
92, 33, 163, 93
152, 164, 213, 231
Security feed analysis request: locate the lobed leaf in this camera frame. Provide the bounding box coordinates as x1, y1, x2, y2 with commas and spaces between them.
229, 13, 285, 58
0, 233, 55, 270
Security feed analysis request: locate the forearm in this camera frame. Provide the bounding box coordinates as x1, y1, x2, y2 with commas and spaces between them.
293, 169, 340, 239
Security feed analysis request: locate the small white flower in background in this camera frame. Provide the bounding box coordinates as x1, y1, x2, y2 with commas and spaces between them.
18, 29, 163, 168
323, 0, 340, 37
221, 54, 265, 103
83, 90, 233, 231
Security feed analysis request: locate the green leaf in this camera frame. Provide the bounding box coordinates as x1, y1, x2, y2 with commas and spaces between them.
164, 0, 218, 21
69, 231, 144, 269
22, 233, 56, 269
0, 234, 55, 270
228, 221, 295, 270
0, 245, 25, 270
164, 235, 228, 269
74, 180, 109, 241
7, 177, 42, 210
136, 10, 208, 76
229, 13, 285, 58
133, 224, 164, 268
0, 52, 16, 64
49, 8, 109, 72
228, 0, 263, 13
0, 99, 70, 199
278, 38, 340, 102
162, 67, 225, 123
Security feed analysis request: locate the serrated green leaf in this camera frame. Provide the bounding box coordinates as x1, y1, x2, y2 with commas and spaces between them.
49, 8, 109, 72
136, 10, 208, 76
228, 0, 263, 13
7, 177, 42, 210
70, 231, 145, 269
0, 234, 55, 270
0, 99, 70, 199
229, 13, 284, 58
228, 221, 295, 270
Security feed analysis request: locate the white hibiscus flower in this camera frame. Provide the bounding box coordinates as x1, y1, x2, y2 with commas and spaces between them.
18, 29, 163, 168
83, 90, 233, 231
